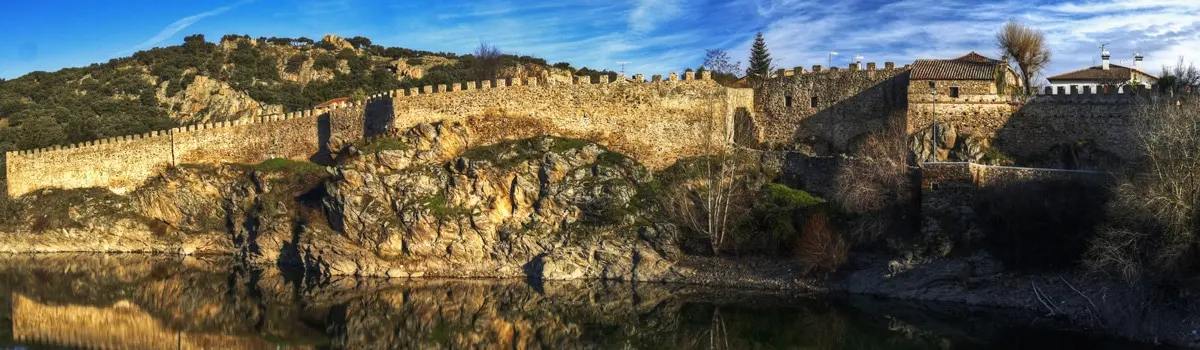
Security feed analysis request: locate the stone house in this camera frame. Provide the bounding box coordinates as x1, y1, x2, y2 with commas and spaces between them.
905, 52, 1022, 161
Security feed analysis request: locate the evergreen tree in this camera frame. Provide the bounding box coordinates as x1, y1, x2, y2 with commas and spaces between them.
746, 32, 772, 83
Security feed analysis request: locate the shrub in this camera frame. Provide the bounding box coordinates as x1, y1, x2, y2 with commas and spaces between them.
792, 211, 848, 274
746, 184, 828, 255
832, 122, 917, 247
976, 178, 1110, 271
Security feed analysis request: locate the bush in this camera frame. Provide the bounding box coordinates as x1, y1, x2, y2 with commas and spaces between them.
832, 123, 917, 247
745, 184, 828, 255
976, 178, 1110, 271
792, 211, 848, 274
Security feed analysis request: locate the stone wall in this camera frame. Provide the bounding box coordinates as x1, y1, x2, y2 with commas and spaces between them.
379, 72, 753, 170
3, 72, 747, 196
919, 162, 1115, 252
2, 102, 369, 197
907, 85, 1153, 163
754, 62, 910, 153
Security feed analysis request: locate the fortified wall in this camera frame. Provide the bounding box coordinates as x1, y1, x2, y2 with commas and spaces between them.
376, 71, 753, 170
3, 72, 748, 197
907, 85, 1150, 163
753, 62, 910, 153
919, 162, 1114, 253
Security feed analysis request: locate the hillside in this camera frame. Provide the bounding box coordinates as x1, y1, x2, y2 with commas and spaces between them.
0, 34, 616, 156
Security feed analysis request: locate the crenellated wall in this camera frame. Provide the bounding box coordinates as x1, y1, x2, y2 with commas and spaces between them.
2, 104, 360, 197
907, 84, 1154, 162
3, 70, 747, 196
372, 71, 753, 170
754, 62, 910, 153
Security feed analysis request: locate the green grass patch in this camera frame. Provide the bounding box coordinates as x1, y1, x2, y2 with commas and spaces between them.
255, 158, 326, 174
421, 193, 472, 220
761, 183, 826, 208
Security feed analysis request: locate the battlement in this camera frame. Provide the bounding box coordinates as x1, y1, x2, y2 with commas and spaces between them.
778, 62, 904, 78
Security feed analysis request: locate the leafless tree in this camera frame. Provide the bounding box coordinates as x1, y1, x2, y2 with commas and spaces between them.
474, 41, 503, 81
1087, 97, 1200, 281
996, 19, 1052, 95
833, 120, 916, 244
704, 49, 742, 75
663, 92, 748, 254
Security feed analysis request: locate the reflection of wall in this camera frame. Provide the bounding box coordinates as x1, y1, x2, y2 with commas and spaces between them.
11, 293, 314, 350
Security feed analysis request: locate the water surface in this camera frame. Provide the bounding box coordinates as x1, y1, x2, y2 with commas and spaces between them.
0, 254, 1170, 349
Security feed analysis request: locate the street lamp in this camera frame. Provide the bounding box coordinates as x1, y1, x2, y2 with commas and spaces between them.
929, 81, 937, 162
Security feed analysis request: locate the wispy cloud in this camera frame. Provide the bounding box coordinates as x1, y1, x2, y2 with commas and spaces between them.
120, 0, 252, 54
629, 0, 684, 32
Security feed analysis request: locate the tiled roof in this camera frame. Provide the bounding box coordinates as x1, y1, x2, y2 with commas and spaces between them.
316, 97, 350, 108
910, 52, 1005, 80
1047, 64, 1158, 83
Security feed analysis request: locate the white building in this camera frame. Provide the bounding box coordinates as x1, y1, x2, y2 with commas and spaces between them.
1046, 50, 1157, 94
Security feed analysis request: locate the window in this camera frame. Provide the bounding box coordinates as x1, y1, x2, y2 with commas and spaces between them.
930, 182, 940, 191
810, 97, 819, 108
949, 86, 960, 98
785, 95, 793, 108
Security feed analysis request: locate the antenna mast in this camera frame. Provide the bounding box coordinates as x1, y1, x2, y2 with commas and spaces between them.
616, 61, 631, 76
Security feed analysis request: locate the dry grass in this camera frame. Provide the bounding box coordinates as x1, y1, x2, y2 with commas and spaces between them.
792, 211, 849, 274
832, 121, 916, 246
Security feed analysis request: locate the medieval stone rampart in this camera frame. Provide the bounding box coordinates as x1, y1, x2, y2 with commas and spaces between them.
376, 71, 753, 170
4, 71, 747, 196
754, 62, 910, 153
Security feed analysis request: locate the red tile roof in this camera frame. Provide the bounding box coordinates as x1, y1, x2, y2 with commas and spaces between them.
316, 97, 349, 108
1047, 64, 1158, 83
910, 52, 1006, 81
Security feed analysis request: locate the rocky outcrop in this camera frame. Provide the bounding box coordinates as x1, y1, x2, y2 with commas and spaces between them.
317, 122, 681, 280
156, 75, 285, 124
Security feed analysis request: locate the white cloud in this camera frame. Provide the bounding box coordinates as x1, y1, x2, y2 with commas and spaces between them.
121, 0, 252, 54
629, 0, 684, 32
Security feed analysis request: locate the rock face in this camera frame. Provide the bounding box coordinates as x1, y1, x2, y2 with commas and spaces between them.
156, 75, 285, 124
318, 122, 681, 280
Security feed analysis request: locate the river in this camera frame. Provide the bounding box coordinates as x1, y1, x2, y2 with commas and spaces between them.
0, 254, 1173, 349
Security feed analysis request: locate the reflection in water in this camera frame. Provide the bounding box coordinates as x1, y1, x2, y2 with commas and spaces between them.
0, 254, 1173, 349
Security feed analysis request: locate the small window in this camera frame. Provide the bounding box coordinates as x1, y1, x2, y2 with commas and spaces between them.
810, 97, 819, 108
949, 87, 960, 98
785, 95, 793, 108
930, 182, 940, 191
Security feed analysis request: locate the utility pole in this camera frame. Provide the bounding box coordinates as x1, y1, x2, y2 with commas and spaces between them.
929, 81, 937, 162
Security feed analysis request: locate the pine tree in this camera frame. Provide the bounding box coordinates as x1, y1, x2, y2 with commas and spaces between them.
747, 32, 772, 83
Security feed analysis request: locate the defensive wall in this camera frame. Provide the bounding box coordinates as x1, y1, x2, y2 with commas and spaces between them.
919, 162, 1115, 254
907, 84, 1152, 162
753, 62, 910, 153
3, 71, 749, 197
374, 71, 753, 170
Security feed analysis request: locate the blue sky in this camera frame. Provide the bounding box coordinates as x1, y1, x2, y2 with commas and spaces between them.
1, 0, 1197, 80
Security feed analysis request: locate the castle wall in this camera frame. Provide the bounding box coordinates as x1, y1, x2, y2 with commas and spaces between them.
385, 73, 752, 170
754, 63, 910, 153
920, 162, 1114, 253
3, 104, 360, 197
5, 132, 174, 197
907, 85, 1147, 162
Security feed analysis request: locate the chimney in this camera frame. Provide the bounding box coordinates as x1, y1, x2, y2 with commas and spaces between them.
1101, 49, 1111, 71
1134, 53, 1144, 72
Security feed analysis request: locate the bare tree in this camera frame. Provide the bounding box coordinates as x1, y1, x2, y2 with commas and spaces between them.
704, 49, 742, 75
996, 19, 1051, 95
833, 120, 916, 245
1087, 97, 1200, 281
664, 92, 748, 254
474, 41, 503, 81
